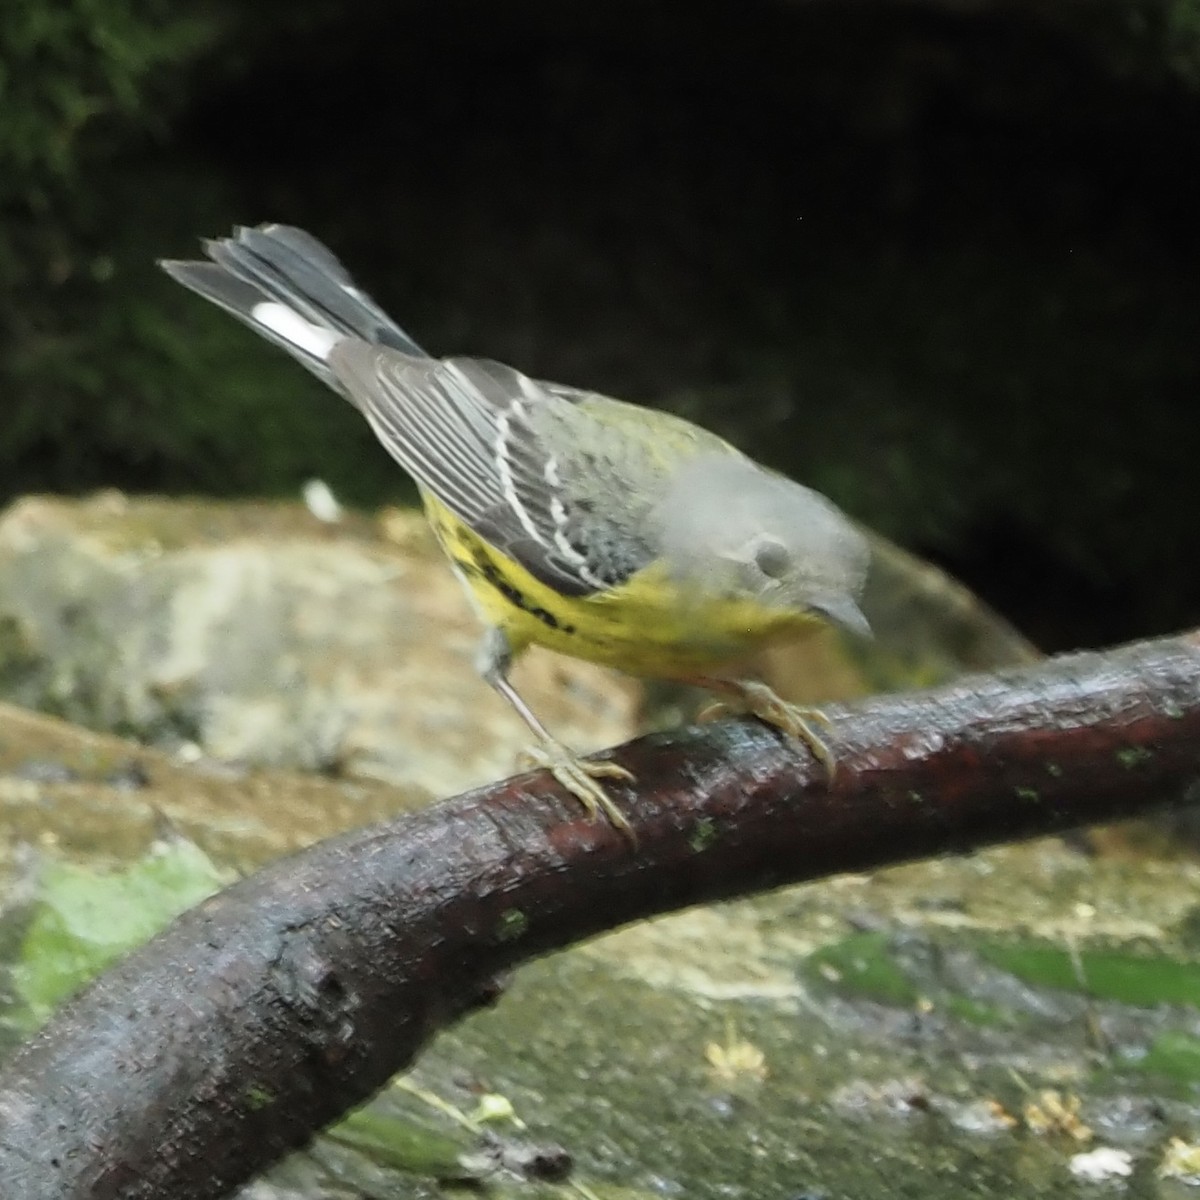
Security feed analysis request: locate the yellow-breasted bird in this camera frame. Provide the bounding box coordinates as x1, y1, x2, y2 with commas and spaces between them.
161, 225, 871, 834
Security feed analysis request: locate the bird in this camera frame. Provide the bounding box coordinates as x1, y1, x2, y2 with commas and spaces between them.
160, 224, 871, 835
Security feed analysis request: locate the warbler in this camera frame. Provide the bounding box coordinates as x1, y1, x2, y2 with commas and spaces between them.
161, 224, 871, 833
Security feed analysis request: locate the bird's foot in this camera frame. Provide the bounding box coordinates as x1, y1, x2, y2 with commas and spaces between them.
696, 678, 837, 779
517, 740, 636, 835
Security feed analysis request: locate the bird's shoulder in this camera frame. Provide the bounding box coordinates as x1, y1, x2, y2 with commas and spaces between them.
534, 382, 734, 482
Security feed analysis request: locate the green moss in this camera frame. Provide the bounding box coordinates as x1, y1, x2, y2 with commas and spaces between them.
689, 816, 719, 853
977, 939, 1200, 1007
9, 839, 228, 1030
494, 908, 528, 943
1116, 746, 1155, 769
805, 932, 919, 1007
1113, 739, 1152, 768
941, 994, 1017, 1028
1137, 1030, 1200, 1083
242, 1083, 278, 1111
327, 1105, 470, 1178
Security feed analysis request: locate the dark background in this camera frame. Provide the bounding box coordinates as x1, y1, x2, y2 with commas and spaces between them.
4, 0, 1199, 651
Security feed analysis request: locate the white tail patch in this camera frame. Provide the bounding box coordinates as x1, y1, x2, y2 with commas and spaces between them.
252, 301, 340, 360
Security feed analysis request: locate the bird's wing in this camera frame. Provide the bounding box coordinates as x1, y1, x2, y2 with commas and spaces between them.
328, 344, 655, 596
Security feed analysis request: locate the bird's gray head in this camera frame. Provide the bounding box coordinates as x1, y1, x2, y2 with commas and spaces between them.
651, 453, 871, 635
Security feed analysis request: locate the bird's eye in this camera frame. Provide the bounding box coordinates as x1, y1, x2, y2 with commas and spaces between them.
753, 536, 791, 580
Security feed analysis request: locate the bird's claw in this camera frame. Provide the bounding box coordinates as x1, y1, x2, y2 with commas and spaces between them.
698, 680, 837, 780
518, 741, 635, 835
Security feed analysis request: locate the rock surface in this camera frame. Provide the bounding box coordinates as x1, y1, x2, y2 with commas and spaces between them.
0, 493, 639, 801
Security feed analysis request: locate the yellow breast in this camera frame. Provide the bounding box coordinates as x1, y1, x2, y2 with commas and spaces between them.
423, 494, 821, 677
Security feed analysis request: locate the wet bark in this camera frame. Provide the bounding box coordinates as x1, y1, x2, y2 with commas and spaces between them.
2, 632, 1199, 1200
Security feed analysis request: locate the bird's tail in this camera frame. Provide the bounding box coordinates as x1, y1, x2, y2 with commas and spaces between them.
159, 224, 428, 392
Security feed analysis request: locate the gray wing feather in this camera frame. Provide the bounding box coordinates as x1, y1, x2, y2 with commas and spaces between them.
328, 344, 649, 596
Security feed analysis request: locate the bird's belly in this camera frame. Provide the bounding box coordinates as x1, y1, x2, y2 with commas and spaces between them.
425, 497, 818, 677
525, 584, 811, 675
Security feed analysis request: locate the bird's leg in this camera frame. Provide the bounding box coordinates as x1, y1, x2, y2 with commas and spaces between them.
477, 627, 635, 833
685, 676, 837, 779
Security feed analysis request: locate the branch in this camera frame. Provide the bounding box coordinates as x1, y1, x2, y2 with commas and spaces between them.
2, 632, 1199, 1200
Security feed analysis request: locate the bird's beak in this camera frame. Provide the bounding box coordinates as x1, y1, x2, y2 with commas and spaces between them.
812, 596, 873, 639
